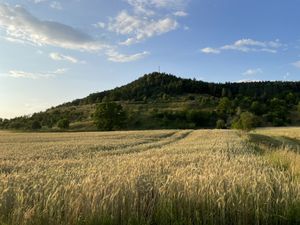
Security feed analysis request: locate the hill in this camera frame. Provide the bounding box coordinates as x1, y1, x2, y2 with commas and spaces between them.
1, 72, 300, 130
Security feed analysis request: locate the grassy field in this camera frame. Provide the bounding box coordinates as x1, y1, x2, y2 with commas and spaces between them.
0, 129, 299, 225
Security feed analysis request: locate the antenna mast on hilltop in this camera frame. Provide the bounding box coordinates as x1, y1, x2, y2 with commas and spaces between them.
158, 66, 161, 73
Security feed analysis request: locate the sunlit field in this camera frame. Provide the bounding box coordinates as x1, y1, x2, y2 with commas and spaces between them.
0, 129, 299, 225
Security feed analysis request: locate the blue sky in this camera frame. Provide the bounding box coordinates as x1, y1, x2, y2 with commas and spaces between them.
0, 0, 300, 118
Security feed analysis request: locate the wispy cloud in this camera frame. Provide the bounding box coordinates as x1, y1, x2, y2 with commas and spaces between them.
30, 0, 48, 3
242, 68, 263, 76
49, 52, 83, 64
202, 39, 282, 54
29, 0, 62, 10
106, 49, 150, 63
50, 1, 63, 10
292, 60, 300, 68
0, 3, 106, 51
93, 22, 106, 29
201, 47, 220, 54
173, 11, 188, 17
8, 68, 67, 79
126, 0, 188, 15
0, 3, 152, 63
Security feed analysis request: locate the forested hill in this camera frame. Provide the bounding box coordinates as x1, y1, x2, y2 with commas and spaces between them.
1, 72, 300, 131
63, 72, 300, 106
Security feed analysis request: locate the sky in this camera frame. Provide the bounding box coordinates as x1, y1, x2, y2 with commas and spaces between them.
0, 0, 300, 118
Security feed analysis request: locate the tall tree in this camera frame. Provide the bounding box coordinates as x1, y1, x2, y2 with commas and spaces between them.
94, 102, 127, 131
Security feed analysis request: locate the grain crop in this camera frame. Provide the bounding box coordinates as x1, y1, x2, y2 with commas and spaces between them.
0, 129, 299, 225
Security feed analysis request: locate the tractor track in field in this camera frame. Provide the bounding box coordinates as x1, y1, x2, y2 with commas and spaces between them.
99, 130, 194, 156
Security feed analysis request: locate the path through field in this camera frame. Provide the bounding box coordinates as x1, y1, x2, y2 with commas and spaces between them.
0, 130, 299, 225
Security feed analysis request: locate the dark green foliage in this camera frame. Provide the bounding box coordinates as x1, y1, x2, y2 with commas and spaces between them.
57, 119, 70, 129
216, 119, 226, 129
2, 72, 300, 131
63, 72, 300, 106
31, 121, 42, 130
250, 101, 267, 115
217, 97, 233, 117
151, 110, 215, 129
94, 102, 127, 131
232, 112, 258, 131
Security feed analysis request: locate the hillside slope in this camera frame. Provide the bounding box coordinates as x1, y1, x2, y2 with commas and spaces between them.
1, 72, 300, 130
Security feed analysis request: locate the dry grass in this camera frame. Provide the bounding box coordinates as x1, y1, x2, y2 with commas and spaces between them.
254, 128, 300, 179
0, 129, 299, 225
256, 127, 300, 139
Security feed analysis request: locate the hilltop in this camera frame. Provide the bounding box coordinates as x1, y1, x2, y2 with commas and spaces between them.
1, 72, 300, 130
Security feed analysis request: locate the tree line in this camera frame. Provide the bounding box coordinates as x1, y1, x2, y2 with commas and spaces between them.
1, 72, 300, 131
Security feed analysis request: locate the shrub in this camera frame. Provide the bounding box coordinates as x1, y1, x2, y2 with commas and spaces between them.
216, 119, 226, 129
57, 119, 70, 129
232, 112, 257, 131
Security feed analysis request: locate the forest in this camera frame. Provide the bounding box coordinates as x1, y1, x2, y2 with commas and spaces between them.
1, 72, 300, 131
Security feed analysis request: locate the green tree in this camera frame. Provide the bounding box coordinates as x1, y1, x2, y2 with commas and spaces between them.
250, 101, 266, 115
31, 120, 41, 130
286, 92, 295, 105
217, 97, 232, 115
57, 119, 70, 129
94, 102, 127, 131
232, 112, 257, 131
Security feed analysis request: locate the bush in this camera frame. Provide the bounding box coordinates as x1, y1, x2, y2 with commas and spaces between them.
216, 119, 226, 129
232, 112, 257, 131
57, 119, 70, 129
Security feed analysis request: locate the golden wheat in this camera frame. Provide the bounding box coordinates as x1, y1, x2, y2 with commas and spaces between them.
0, 129, 299, 225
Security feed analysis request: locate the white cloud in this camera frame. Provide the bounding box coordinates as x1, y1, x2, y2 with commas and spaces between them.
127, 0, 187, 14
242, 68, 263, 76
221, 39, 281, 53
292, 60, 300, 68
108, 11, 178, 45
8, 68, 67, 79
102, 0, 189, 45
31, 0, 48, 3
201, 47, 220, 54
106, 49, 150, 62
202, 39, 282, 54
50, 1, 62, 10
4, 36, 28, 45
1, 3, 174, 63
0, 3, 106, 51
49, 52, 80, 63
173, 11, 188, 17
93, 22, 106, 29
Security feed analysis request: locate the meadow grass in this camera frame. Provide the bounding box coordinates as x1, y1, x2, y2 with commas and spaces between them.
0, 129, 299, 225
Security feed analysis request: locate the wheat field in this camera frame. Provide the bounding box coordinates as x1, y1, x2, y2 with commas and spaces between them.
0, 129, 299, 225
